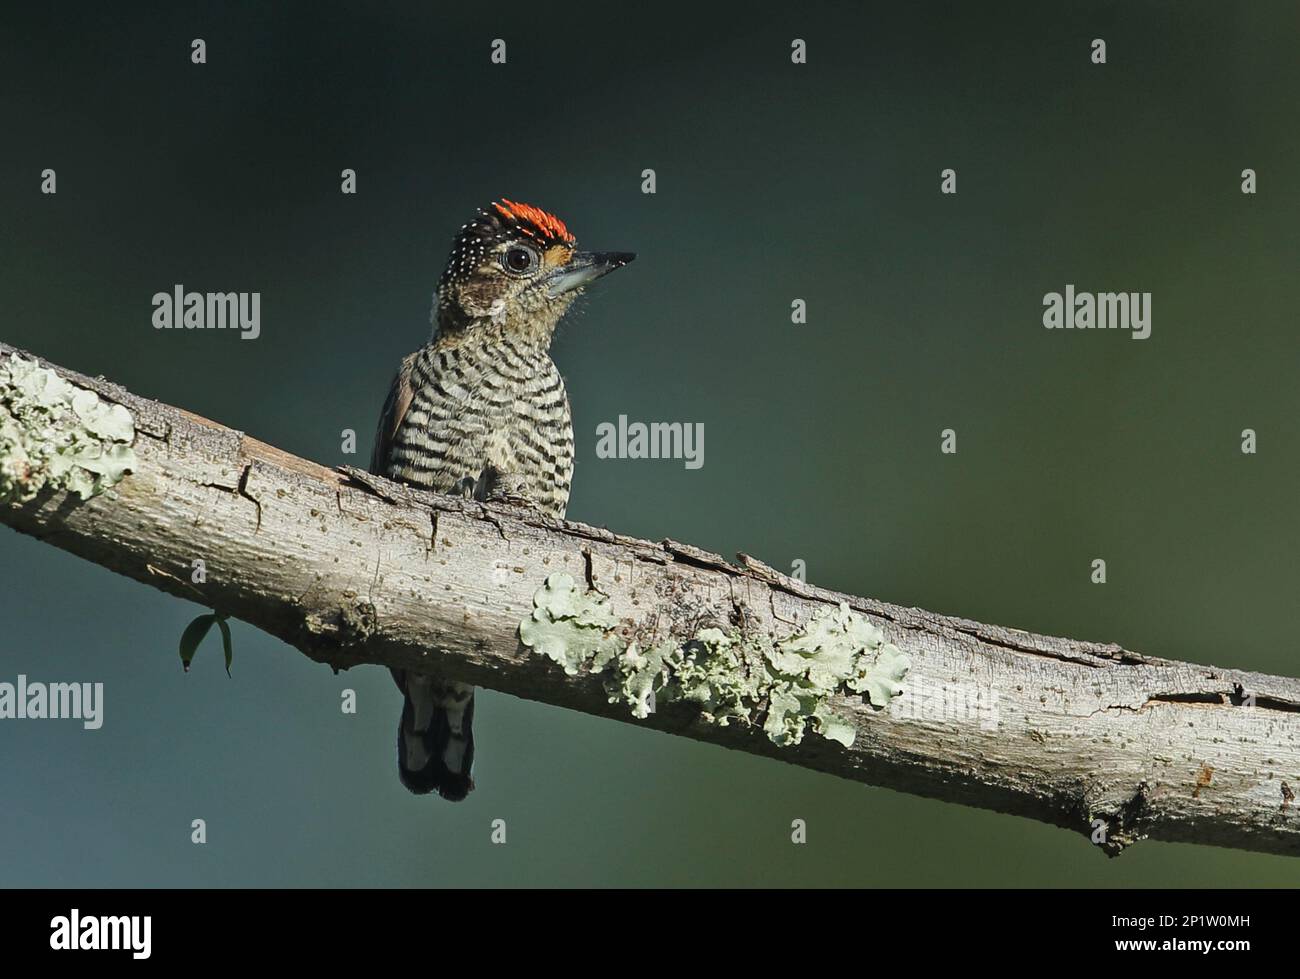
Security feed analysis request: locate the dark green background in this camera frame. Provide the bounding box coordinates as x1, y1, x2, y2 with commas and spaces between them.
2, 1, 1297, 886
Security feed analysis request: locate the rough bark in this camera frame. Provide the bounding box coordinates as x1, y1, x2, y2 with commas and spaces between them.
2, 341, 1298, 858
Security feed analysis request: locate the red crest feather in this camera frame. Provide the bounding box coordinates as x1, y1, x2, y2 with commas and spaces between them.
492, 199, 574, 244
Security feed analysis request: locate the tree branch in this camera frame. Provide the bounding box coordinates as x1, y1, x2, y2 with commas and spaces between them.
2, 341, 1298, 858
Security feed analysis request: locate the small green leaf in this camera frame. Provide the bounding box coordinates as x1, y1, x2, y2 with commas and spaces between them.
216, 616, 234, 677
179, 614, 218, 672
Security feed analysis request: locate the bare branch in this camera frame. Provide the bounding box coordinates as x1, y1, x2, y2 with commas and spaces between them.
2, 341, 1298, 858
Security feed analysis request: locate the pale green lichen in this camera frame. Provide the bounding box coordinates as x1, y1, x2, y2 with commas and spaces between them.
518, 572, 624, 676
519, 572, 911, 749
0, 354, 137, 504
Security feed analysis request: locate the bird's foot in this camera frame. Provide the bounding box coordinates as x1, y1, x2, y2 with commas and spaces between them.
484, 489, 542, 512
478, 469, 543, 513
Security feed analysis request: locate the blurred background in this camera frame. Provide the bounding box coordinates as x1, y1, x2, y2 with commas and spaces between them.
1, 1, 1297, 886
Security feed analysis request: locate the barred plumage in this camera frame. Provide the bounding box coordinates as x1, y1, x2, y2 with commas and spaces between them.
385, 336, 575, 517
370, 200, 634, 801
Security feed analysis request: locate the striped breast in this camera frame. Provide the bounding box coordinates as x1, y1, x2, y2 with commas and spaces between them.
384, 335, 574, 519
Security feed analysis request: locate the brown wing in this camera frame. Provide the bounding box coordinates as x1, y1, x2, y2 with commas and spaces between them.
369, 351, 417, 476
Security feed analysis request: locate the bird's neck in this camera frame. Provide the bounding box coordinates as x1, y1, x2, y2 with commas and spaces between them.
420, 322, 555, 383
430, 313, 558, 357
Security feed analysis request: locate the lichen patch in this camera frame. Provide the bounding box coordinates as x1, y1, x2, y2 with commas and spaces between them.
1, 354, 137, 504
519, 572, 910, 749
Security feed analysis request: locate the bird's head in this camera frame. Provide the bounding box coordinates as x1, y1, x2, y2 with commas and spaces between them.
433, 199, 635, 344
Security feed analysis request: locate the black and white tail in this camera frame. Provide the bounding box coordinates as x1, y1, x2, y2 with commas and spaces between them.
393, 670, 475, 801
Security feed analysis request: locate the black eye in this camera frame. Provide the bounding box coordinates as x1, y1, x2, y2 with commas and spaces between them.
503, 246, 535, 273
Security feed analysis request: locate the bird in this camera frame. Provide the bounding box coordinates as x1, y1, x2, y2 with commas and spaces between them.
370, 199, 635, 801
